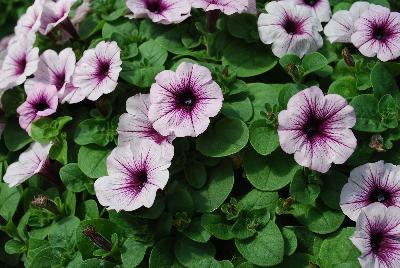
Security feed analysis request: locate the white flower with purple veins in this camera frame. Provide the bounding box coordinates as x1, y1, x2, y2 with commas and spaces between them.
278, 86, 357, 173
286, 0, 331, 22
258, 1, 323, 58
324, 1, 371, 43
0, 35, 14, 67
30, 48, 76, 99
17, 82, 58, 133
0, 34, 39, 90
340, 161, 400, 222
351, 203, 400, 268
149, 62, 223, 138
126, 0, 191, 24
94, 140, 171, 212
39, 0, 76, 35
351, 5, 400, 62
15, 0, 44, 36
3, 142, 52, 187
65, 41, 122, 103
71, 0, 91, 25
191, 0, 249, 15
117, 94, 175, 160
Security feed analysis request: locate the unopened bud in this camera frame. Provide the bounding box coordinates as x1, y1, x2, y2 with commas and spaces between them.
83, 226, 112, 251
342, 47, 355, 67
31, 195, 60, 215
369, 134, 385, 152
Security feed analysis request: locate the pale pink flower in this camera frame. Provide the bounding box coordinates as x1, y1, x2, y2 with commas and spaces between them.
0, 35, 14, 67
117, 94, 175, 160
278, 86, 357, 173
15, 0, 44, 36
66, 41, 122, 103
30, 48, 76, 99
94, 140, 171, 212
351, 203, 400, 268
3, 142, 52, 187
286, 0, 331, 22
351, 5, 400, 62
340, 161, 400, 221
149, 62, 223, 138
39, 0, 76, 35
258, 1, 323, 58
126, 0, 191, 24
192, 0, 249, 15
17, 82, 58, 133
71, 0, 91, 25
0, 34, 39, 90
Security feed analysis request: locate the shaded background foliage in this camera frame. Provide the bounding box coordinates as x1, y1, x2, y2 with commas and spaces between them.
0, 0, 400, 268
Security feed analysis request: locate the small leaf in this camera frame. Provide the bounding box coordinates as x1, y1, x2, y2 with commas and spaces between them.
60, 163, 89, 193
78, 145, 111, 179
249, 120, 279, 156
302, 52, 328, 76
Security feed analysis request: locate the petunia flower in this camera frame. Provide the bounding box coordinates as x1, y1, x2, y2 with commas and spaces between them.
257, 1, 323, 58
351, 5, 400, 62
39, 0, 76, 35
126, 0, 191, 24
0, 35, 14, 67
191, 0, 249, 15
15, 0, 44, 36
351, 203, 400, 268
340, 161, 400, 222
246, 0, 257, 15
324, 1, 371, 43
17, 82, 58, 133
278, 86, 357, 173
148, 62, 223, 138
286, 0, 331, 22
71, 0, 91, 25
94, 139, 171, 212
0, 33, 39, 90
3, 142, 52, 187
117, 94, 175, 160
66, 41, 122, 103
30, 48, 76, 99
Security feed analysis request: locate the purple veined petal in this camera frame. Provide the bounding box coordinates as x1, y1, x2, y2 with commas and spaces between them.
286, 0, 332, 22
71, 0, 91, 25
257, 1, 323, 58
94, 140, 171, 212
278, 86, 357, 173
3, 142, 52, 187
340, 161, 400, 221
39, 0, 76, 35
17, 82, 58, 134
70, 41, 122, 103
15, 0, 45, 36
191, 0, 249, 15
350, 203, 400, 268
148, 62, 223, 138
126, 0, 191, 24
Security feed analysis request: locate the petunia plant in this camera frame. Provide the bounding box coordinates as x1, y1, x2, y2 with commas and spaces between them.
0, 0, 400, 267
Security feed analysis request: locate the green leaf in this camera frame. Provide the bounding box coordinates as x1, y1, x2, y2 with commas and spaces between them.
49, 134, 68, 165
78, 145, 110, 179
235, 222, 284, 266
239, 189, 279, 213
243, 149, 301, 191
226, 14, 259, 41
319, 228, 360, 268
278, 84, 301, 109
201, 214, 233, 240
174, 236, 215, 267
31, 116, 72, 143
139, 40, 168, 66
75, 119, 116, 147
192, 160, 234, 213
0, 182, 21, 219
102, 20, 138, 39
249, 120, 279, 156
350, 94, 387, 133
183, 217, 211, 243
1, 87, 25, 118
3, 120, 32, 152
5, 239, 26, 254
320, 170, 348, 210
276, 253, 314, 268
78, 258, 116, 268
29, 247, 66, 268
302, 52, 328, 76
222, 40, 277, 77
121, 61, 164, 88
292, 204, 345, 234
328, 76, 358, 100
196, 118, 249, 157
289, 171, 320, 205
221, 97, 254, 122
167, 188, 194, 214
231, 208, 270, 239
184, 160, 207, 189
60, 163, 89, 193
79, 15, 104, 40
121, 238, 148, 267
279, 54, 301, 70
282, 227, 297, 256
371, 62, 399, 99
149, 238, 175, 268
378, 94, 398, 129
48, 216, 80, 249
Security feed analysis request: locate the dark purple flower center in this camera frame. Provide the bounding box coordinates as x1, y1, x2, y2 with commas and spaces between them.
370, 231, 384, 254
372, 25, 388, 41
146, 0, 164, 14
176, 90, 197, 110
54, 72, 66, 90
15, 55, 27, 75
303, 0, 318, 6
131, 169, 148, 189
369, 188, 391, 204
33, 96, 49, 111
304, 117, 323, 138
283, 18, 302, 35
95, 61, 110, 81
